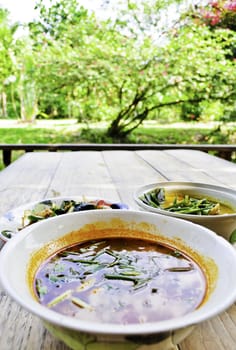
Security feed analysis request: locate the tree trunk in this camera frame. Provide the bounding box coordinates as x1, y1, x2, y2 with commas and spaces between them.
1, 91, 8, 118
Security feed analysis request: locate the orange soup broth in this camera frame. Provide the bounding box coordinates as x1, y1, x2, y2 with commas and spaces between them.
27, 219, 218, 324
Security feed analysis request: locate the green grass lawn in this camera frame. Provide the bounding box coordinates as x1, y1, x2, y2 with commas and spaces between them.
0, 119, 235, 169
0, 119, 232, 143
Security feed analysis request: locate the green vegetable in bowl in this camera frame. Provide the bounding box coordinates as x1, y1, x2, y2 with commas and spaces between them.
0, 198, 129, 242
139, 188, 221, 215
22, 199, 128, 227
229, 229, 236, 244
141, 188, 165, 208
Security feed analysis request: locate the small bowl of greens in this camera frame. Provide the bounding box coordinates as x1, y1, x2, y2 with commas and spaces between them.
134, 181, 236, 242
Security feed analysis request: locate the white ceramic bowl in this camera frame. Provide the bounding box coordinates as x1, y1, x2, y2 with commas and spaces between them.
134, 182, 236, 241
1, 210, 236, 350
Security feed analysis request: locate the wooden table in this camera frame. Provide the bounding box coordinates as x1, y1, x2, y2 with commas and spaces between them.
0, 149, 236, 350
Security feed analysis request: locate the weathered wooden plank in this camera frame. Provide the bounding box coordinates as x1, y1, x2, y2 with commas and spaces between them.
102, 150, 167, 207
0, 152, 63, 215
45, 151, 120, 201
165, 149, 236, 189
136, 150, 222, 185
180, 305, 236, 350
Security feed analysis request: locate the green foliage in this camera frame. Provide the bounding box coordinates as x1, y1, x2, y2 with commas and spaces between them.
31, 0, 90, 40
180, 102, 202, 121
0, 8, 19, 117
29, 0, 115, 120
0, 9, 17, 88
0, 0, 236, 140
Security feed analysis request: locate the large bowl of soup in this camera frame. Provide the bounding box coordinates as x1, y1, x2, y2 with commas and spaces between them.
134, 181, 236, 241
1, 210, 236, 350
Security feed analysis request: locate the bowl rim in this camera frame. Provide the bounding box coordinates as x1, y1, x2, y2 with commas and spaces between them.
1, 209, 236, 336
134, 181, 236, 219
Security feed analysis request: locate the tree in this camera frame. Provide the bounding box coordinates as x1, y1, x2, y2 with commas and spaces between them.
28, 0, 236, 139
181, 0, 236, 120
107, 24, 236, 137
29, 1, 192, 129
29, 0, 108, 119
17, 45, 39, 121
0, 8, 18, 118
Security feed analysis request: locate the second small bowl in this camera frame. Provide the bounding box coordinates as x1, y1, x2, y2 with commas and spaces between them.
134, 181, 236, 241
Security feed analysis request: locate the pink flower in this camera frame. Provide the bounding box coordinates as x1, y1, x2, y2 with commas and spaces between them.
203, 11, 214, 19
203, 11, 221, 25
211, 14, 221, 25
224, 1, 236, 12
